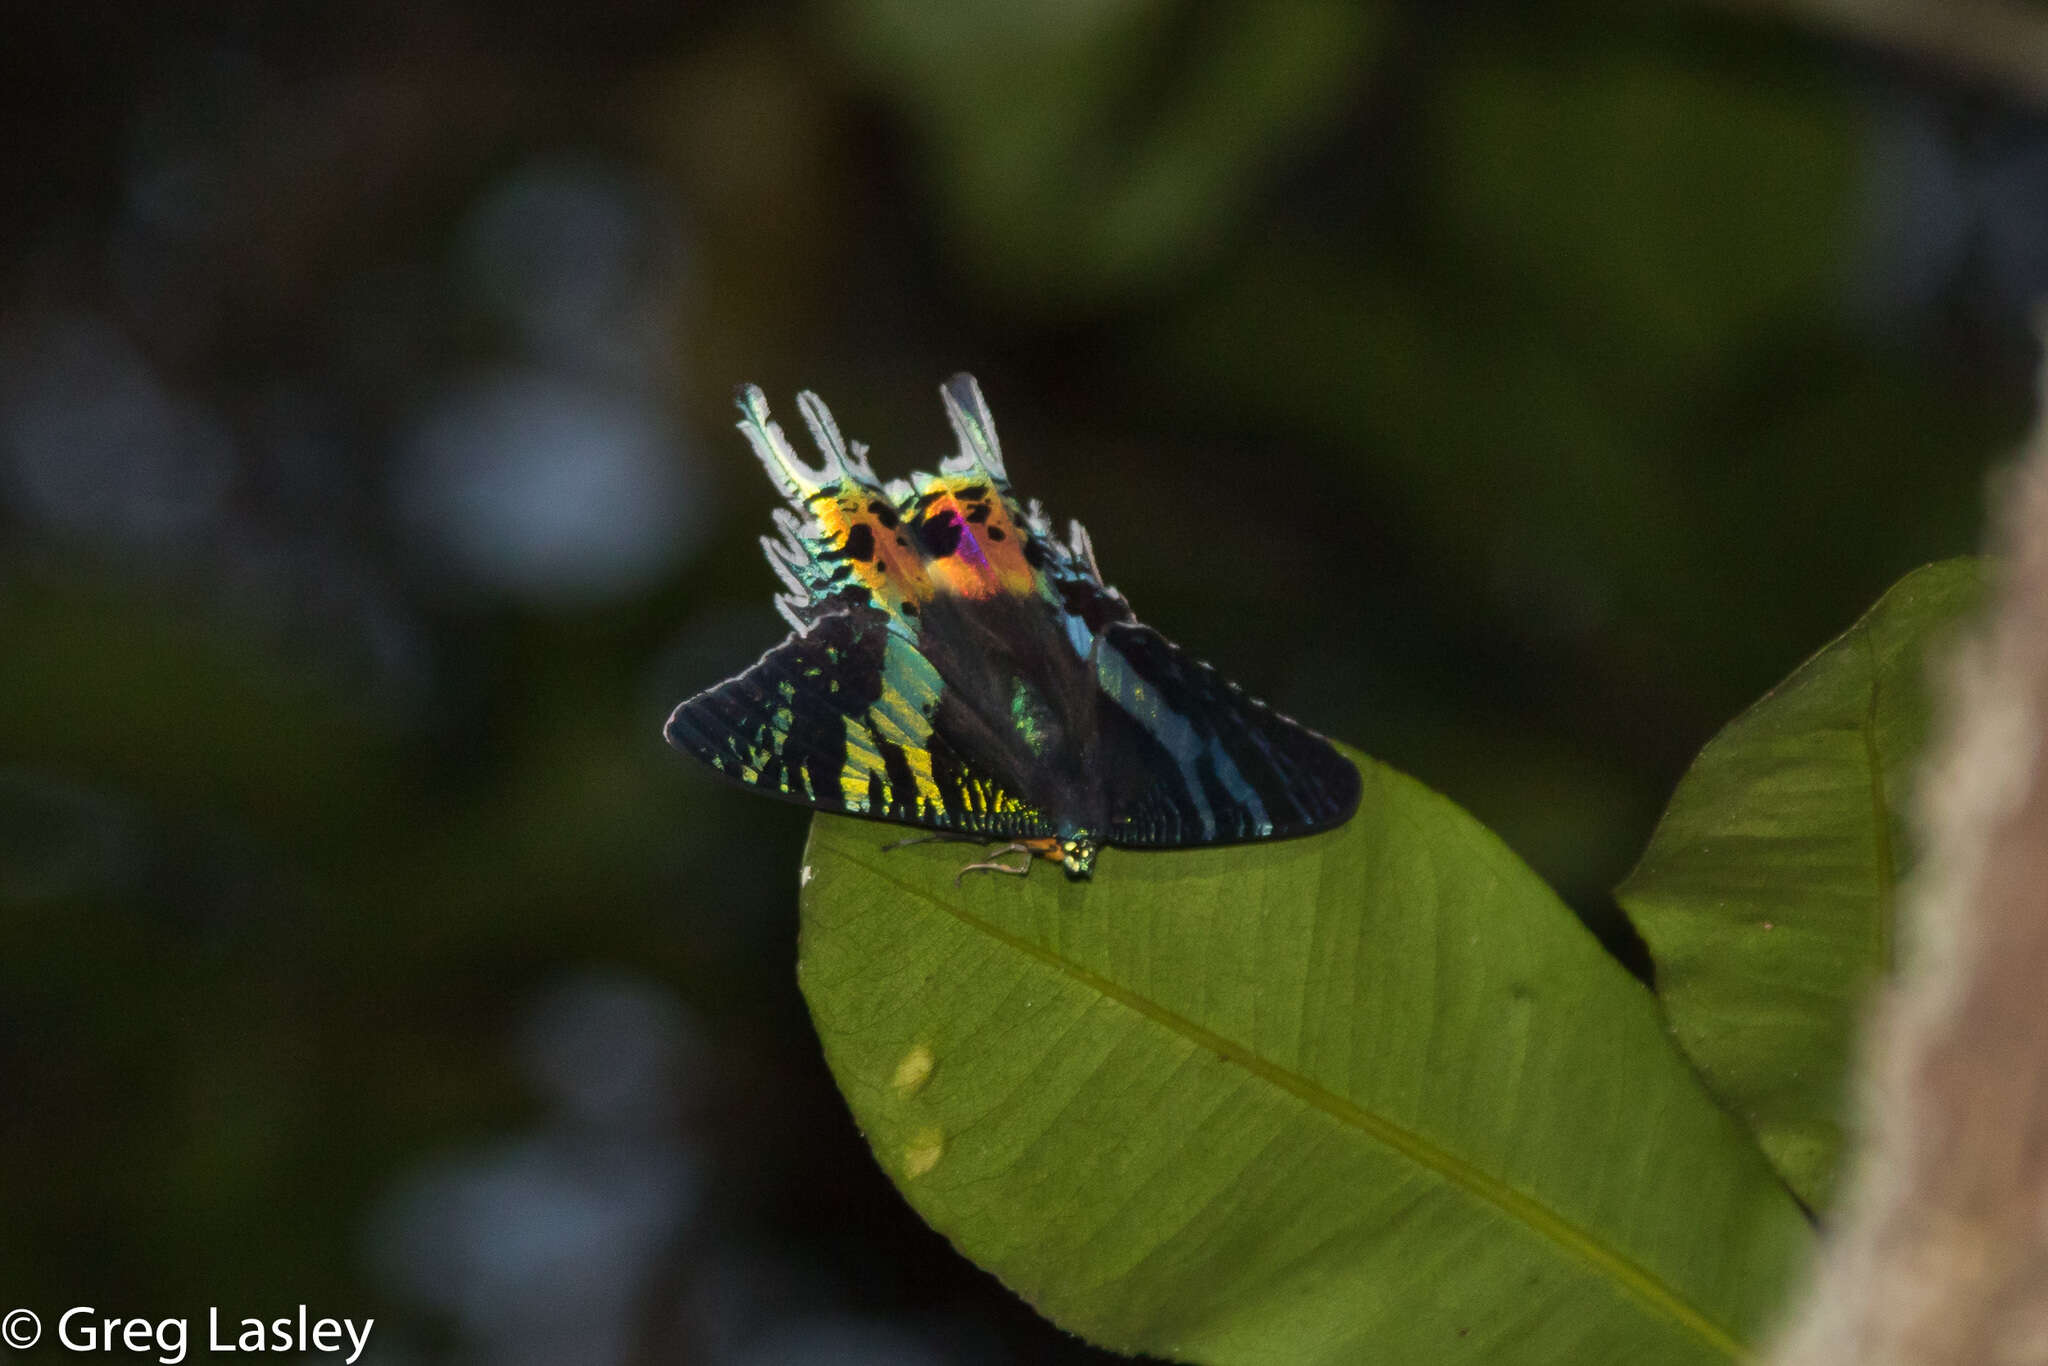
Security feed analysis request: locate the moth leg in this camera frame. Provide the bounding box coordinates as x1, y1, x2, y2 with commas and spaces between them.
952, 837, 1067, 884
954, 843, 1037, 884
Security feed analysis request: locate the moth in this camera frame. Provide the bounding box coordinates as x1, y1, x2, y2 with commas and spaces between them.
664, 375, 1360, 878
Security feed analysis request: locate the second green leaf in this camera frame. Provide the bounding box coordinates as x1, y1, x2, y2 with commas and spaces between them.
1617, 559, 1985, 1210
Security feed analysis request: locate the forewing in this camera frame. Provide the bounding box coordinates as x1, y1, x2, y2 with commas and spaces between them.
665, 606, 1054, 839
1093, 622, 1361, 848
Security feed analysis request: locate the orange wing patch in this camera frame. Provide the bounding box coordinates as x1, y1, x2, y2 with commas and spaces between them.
807, 484, 934, 615
740, 378, 1053, 627
909, 477, 1039, 601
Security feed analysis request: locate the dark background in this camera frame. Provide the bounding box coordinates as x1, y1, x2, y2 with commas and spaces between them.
1, 2, 2041, 1362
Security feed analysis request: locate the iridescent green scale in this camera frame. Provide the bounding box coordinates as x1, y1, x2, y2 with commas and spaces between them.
664, 375, 1359, 878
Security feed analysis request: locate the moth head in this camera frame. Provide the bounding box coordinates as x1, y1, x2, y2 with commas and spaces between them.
1058, 836, 1097, 879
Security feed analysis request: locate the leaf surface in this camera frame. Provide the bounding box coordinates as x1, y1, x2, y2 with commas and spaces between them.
1616, 560, 1985, 1209
799, 748, 1812, 1364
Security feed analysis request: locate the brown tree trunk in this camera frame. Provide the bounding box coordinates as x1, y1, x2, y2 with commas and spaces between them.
1770, 357, 2048, 1365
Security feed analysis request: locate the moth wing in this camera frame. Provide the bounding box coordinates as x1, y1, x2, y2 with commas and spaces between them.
1092, 622, 1360, 848
665, 606, 1055, 839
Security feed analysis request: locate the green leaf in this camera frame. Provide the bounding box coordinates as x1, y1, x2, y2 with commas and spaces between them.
798, 748, 1812, 1364
1616, 560, 1987, 1211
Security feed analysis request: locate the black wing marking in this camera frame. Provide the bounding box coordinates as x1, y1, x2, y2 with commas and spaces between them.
1092, 623, 1360, 849
664, 606, 1055, 839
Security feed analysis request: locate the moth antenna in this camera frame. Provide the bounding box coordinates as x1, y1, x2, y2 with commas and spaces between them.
1069, 519, 1107, 583
735, 384, 834, 501
796, 390, 878, 485
938, 373, 1008, 483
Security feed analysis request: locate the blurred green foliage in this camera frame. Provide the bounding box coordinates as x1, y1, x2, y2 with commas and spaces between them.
832, 0, 1386, 309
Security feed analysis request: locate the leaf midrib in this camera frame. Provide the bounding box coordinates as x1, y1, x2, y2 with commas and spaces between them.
827, 837, 1751, 1363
